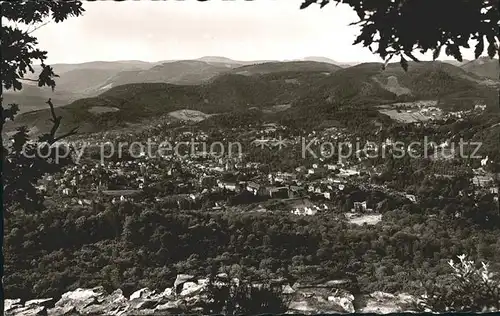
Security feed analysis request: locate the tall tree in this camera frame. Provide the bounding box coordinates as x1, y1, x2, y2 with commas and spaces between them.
1, 0, 84, 311
1, 1, 85, 206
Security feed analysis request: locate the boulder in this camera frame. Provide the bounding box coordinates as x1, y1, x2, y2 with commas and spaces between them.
7, 283, 424, 315
125, 308, 158, 315
397, 293, 417, 305
288, 300, 316, 313
25, 298, 54, 308
358, 291, 418, 314
79, 289, 129, 315
54, 286, 107, 314
7, 306, 47, 316
78, 303, 110, 315
47, 305, 76, 316
129, 299, 161, 310
128, 288, 173, 311
327, 293, 355, 313
315, 296, 327, 303
282, 284, 296, 294
184, 295, 204, 309
371, 291, 395, 301
174, 274, 195, 294
180, 282, 206, 297
155, 300, 185, 313
159, 287, 173, 298
130, 288, 156, 300
197, 278, 209, 286
50, 287, 135, 315
106, 289, 130, 314
5, 299, 22, 312
108, 289, 128, 302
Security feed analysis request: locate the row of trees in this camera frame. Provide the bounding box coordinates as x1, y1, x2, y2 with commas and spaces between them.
5, 198, 500, 302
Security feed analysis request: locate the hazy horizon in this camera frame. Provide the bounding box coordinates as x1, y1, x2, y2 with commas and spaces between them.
25, 0, 483, 65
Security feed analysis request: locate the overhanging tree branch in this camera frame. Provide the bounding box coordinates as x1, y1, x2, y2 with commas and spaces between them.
300, 0, 500, 70
43, 98, 79, 144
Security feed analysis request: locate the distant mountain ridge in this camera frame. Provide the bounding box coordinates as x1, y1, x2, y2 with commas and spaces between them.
2, 58, 343, 113
7, 60, 498, 137
230, 61, 341, 76
460, 57, 499, 80
293, 61, 498, 107
302, 56, 357, 67
3, 56, 498, 117
93, 60, 238, 91
196, 56, 275, 65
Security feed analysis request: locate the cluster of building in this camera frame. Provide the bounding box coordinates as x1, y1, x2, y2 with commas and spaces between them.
36, 117, 498, 217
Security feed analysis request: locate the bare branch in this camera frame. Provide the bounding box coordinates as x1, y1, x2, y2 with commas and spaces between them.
47, 98, 58, 122
51, 127, 79, 144
19, 78, 39, 83
44, 98, 79, 144
27, 20, 50, 34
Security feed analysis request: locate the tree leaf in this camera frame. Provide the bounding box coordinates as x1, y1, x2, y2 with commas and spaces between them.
474, 37, 484, 59
400, 55, 408, 72
433, 45, 442, 60
355, 8, 365, 20
320, 0, 330, 9
405, 51, 420, 62
300, 0, 316, 9
445, 44, 463, 62
13, 80, 22, 91
487, 41, 498, 59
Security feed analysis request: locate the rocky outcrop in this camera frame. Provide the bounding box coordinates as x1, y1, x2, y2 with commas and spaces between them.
5, 275, 422, 315
173, 274, 195, 294
328, 292, 355, 313
358, 291, 419, 314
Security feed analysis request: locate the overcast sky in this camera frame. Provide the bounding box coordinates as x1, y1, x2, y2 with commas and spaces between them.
32, 0, 478, 64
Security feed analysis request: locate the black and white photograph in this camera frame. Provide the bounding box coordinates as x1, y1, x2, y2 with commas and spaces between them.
1, 0, 500, 315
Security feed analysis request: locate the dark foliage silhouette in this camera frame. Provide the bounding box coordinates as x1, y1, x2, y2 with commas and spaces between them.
418, 255, 500, 312
1, 1, 84, 311
300, 0, 499, 70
